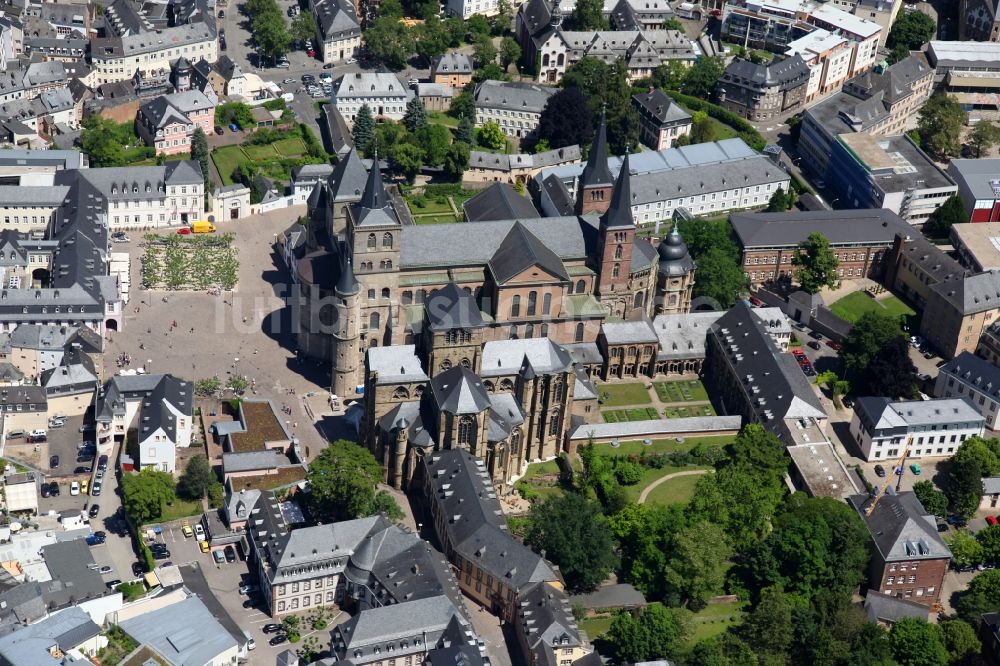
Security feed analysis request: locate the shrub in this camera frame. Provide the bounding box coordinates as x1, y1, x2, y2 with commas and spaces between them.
117, 581, 146, 602
614, 461, 643, 486
664, 91, 767, 151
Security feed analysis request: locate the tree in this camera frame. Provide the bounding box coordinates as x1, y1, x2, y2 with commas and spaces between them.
689, 111, 715, 144
443, 141, 470, 178
767, 187, 792, 212
371, 490, 404, 520
226, 375, 248, 394
652, 61, 689, 91
862, 336, 918, 399
456, 115, 474, 144
913, 480, 949, 518
687, 247, 747, 308
363, 14, 415, 70
940, 620, 981, 664
386, 143, 423, 184
472, 34, 496, 66
81, 116, 127, 167
609, 502, 687, 599
728, 424, 788, 477
352, 104, 375, 156
947, 529, 985, 568
415, 124, 450, 165
607, 604, 690, 664
290, 12, 317, 43
681, 57, 725, 99
953, 436, 1000, 476
886, 12, 936, 64
477, 121, 506, 151
190, 127, 210, 188
194, 376, 222, 396
537, 88, 595, 149
403, 96, 428, 132
969, 120, 1000, 158
495, 0, 513, 34
121, 468, 177, 524
177, 454, 214, 500
416, 16, 451, 63
664, 521, 731, 610
889, 618, 948, 666
956, 569, 1000, 625
840, 311, 903, 378
251, 4, 291, 60
215, 102, 256, 130
499, 36, 521, 69
740, 585, 793, 662
917, 94, 966, 160
687, 463, 785, 553
560, 57, 637, 154
923, 194, 968, 238
526, 492, 617, 592
306, 439, 384, 520
473, 62, 507, 83
948, 454, 984, 519
466, 13, 491, 38
792, 232, 839, 294
977, 523, 1000, 562
569, 0, 608, 30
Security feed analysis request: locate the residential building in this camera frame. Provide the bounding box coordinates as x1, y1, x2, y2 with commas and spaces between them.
0, 386, 48, 435
416, 83, 455, 112
474, 81, 556, 139
797, 53, 934, 176
446, 0, 502, 18
531, 28, 695, 84
981, 477, 1000, 509
2, 472, 35, 514
631, 89, 692, 150
863, 591, 931, 628
431, 52, 473, 87
947, 158, 1000, 222
849, 397, 985, 461
214, 399, 303, 490
465, 145, 581, 186
824, 133, 957, 226
95, 374, 193, 472
850, 0, 903, 49
847, 492, 952, 607
785, 29, 855, 102
951, 223, 1000, 272
716, 55, 811, 121
731, 208, 912, 287
119, 596, 239, 666
0, 606, 103, 666
191, 56, 248, 99
936, 352, 1000, 429
332, 72, 412, 125
91, 20, 217, 87
136, 90, 215, 156
312, 0, 362, 64
536, 138, 790, 225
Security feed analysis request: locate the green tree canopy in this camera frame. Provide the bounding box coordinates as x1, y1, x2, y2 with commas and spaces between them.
923, 194, 968, 239
537, 87, 595, 149
681, 57, 725, 98
940, 619, 981, 664
190, 127, 210, 191
956, 569, 1000, 625
290, 12, 317, 42
352, 104, 375, 156
947, 529, 985, 568
569, 0, 608, 30
840, 311, 904, 378
472, 33, 496, 66
917, 94, 966, 160
727, 424, 788, 477
415, 124, 450, 166
363, 13, 415, 70
948, 455, 984, 519
607, 604, 690, 664
403, 96, 428, 132
609, 502, 687, 599
443, 141, 470, 179
177, 454, 214, 500
792, 232, 839, 293
886, 12, 936, 64
913, 480, 949, 518
969, 120, 1000, 158
477, 121, 506, 150
81, 116, 129, 168
306, 440, 384, 520
687, 463, 785, 553
560, 56, 638, 154
526, 492, 618, 592
386, 143, 423, 184
664, 521, 731, 610
862, 336, 918, 399
977, 523, 1000, 562
121, 468, 177, 524
953, 435, 1000, 476
499, 36, 521, 69
888, 617, 948, 666
739, 585, 793, 662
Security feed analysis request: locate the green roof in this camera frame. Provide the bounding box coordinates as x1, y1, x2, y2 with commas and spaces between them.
400, 272, 451, 287
565, 294, 606, 317
566, 264, 595, 277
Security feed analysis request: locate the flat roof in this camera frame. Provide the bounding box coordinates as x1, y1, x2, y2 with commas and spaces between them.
948, 158, 1000, 201
787, 441, 860, 499
929, 40, 1000, 66
838, 134, 954, 192
951, 222, 1000, 271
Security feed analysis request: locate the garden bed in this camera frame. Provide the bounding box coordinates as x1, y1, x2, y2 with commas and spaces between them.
598, 383, 652, 406
141, 233, 240, 290
664, 405, 716, 418
653, 379, 709, 403
602, 407, 660, 423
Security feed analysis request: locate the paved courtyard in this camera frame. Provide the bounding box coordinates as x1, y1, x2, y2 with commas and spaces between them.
105, 208, 338, 460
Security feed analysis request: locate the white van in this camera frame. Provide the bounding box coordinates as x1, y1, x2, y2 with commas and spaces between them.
281, 92, 294, 103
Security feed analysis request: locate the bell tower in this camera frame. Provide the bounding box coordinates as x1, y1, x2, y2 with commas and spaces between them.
575, 110, 615, 216
595, 153, 635, 300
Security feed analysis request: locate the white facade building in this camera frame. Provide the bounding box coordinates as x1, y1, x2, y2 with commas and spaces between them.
332, 72, 412, 125
474, 81, 556, 139
849, 396, 985, 462
935, 352, 1000, 430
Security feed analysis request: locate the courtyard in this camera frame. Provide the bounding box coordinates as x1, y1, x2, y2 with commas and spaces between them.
829, 291, 916, 327
599, 379, 715, 421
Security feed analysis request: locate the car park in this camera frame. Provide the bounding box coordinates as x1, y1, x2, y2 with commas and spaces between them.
80, 479, 89, 494
182, 523, 193, 538
194, 523, 205, 540
50, 482, 59, 496
73, 466, 90, 474
199, 540, 210, 553
319, 72, 333, 82
213, 550, 225, 564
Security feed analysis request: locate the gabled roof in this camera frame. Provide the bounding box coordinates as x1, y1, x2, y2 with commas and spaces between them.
488, 222, 569, 284
848, 491, 951, 562
462, 183, 540, 222
479, 338, 574, 377
426, 283, 486, 331
632, 89, 692, 125
431, 366, 491, 414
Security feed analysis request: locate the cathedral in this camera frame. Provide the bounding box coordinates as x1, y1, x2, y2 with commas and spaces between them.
283, 115, 697, 493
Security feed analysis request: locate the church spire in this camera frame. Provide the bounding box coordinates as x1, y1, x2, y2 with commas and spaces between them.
580, 108, 614, 189
600, 152, 634, 230
360, 149, 388, 211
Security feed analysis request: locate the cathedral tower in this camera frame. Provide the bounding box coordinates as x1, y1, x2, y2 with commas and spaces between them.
331, 255, 362, 398
575, 111, 614, 216
594, 153, 635, 304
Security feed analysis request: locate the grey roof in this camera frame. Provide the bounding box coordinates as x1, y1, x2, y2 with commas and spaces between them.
120, 596, 239, 666
366, 345, 429, 384
601, 319, 657, 345
863, 592, 930, 624
468, 146, 581, 172
329, 149, 368, 202
730, 208, 911, 249
402, 216, 596, 269
848, 491, 952, 562
92, 21, 215, 59
632, 237, 659, 273
948, 158, 1000, 201
40, 539, 107, 607
895, 233, 968, 288
542, 174, 575, 216
351, 156, 399, 228
432, 52, 473, 76
463, 183, 540, 222
600, 152, 635, 230
564, 342, 603, 365
377, 401, 434, 448
632, 89, 692, 125
569, 583, 646, 609
855, 397, 984, 431
10, 324, 77, 350
722, 55, 810, 90
426, 283, 486, 331
479, 338, 574, 377
474, 80, 556, 114
580, 111, 614, 189
335, 595, 468, 656
488, 222, 570, 283
222, 450, 284, 473
423, 449, 558, 589
986, 477, 1000, 495
431, 366, 491, 414
0, 606, 99, 666
932, 270, 1000, 315
334, 72, 411, 100
314, 0, 361, 40
939, 352, 1000, 400
488, 392, 526, 442
517, 582, 584, 655
568, 415, 743, 440
657, 226, 694, 276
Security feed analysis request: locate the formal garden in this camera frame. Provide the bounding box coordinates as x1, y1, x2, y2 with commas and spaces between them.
140, 233, 240, 290
599, 379, 715, 421
401, 183, 480, 224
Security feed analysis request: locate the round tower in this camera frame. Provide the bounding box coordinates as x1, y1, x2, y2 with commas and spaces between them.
332, 255, 362, 398
173, 56, 192, 91
655, 224, 696, 314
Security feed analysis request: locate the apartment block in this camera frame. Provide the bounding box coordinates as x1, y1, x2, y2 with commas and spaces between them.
849, 397, 984, 461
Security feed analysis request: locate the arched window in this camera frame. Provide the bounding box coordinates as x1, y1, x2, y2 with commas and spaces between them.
381, 288, 390, 299
367, 289, 375, 300
367, 233, 376, 249
510, 295, 521, 318
548, 414, 559, 435
440, 358, 452, 371
525, 323, 534, 338
540, 324, 548, 337
628, 346, 637, 356
553, 379, 564, 401
634, 292, 644, 309
484, 380, 495, 392
509, 326, 518, 340
575, 322, 585, 342
457, 416, 476, 447
392, 386, 409, 399
500, 378, 514, 391
385, 260, 392, 269
614, 244, 623, 259
402, 291, 412, 305
542, 53, 550, 66
557, 53, 564, 66
575, 279, 586, 294
527, 291, 537, 316
369, 312, 380, 330
460, 358, 471, 368
612, 263, 620, 278
542, 293, 552, 315
382, 232, 393, 248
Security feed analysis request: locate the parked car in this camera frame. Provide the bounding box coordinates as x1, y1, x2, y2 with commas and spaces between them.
218, 9, 224, 17
98, 565, 112, 574
948, 515, 968, 527
86, 533, 105, 546
176, 227, 191, 235
89, 504, 99, 519
269, 635, 288, 646
153, 549, 170, 560
825, 340, 841, 351
937, 522, 949, 532
92, 481, 102, 496
131, 562, 144, 577
213, 549, 226, 564
49, 455, 59, 469
73, 466, 90, 474
200, 540, 210, 553
239, 584, 259, 595
807, 341, 821, 350
229, 122, 239, 132
909, 463, 922, 476
70, 481, 80, 495
194, 523, 205, 540
50, 482, 59, 496
809, 331, 823, 340
214, 126, 224, 135
98, 455, 108, 471
106, 579, 122, 589
225, 545, 237, 562
182, 523, 193, 538
874, 464, 886, 478
988, 515, 998, 527
262, 624, 283, 634
41, 484, 51, 498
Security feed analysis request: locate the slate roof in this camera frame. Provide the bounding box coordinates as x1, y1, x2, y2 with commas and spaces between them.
431, 366, 491, 414
600, 152, 635, 230
632, 89, 692, 125
930, 270, 1000, 316
334, 595, 470, 661
488, 222, 570, 283
351, 155, 399, 228
730, 208, 911, 249
0, 606, 100, 666
314, 0, 361, 40
863, 591, 930, 624
602, 320, 657, 345
517, 582, 585, 657
479, 338, 574, 377
426, 283, 486, 331
722, 55, 810, 90
431, 52, 473, 77
580, 111, 614, 189
333, 72, 410, 100
40, 539, 107, 607
848, 491, 951, 562
462, 183, 540, 222
474, 80, 556, 113
855, 397, 984, 431
367, 344, 429, 384
120, 596, 239, 666
938, 352, 1000, 400
328, 148, 368, 202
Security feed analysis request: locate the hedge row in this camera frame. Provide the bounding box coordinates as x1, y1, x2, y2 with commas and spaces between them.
664, 91, 767, 151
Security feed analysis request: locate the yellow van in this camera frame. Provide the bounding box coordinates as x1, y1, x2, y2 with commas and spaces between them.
191, 220, 216, 234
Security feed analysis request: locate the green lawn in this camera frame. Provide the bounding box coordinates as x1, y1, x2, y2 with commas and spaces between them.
155, 498, 202, 523
598, 383, 652, 406
653, 379, 709, 403
515, 459, 566, 502
211, 146, 246, 185
602, 407, 661, 423
579, 614, 614, 640
830, 291, 916, 325
413, 214, 461, 224
242, 143, 278, 160
689, 598, 745, 643
642, 472, 704, 505
428, 111, 458, 128
273, 136, 308, 157
625, 465, 710, 502
406, 196, 454, 214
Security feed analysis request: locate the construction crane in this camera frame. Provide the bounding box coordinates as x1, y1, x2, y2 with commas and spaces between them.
865, 436, 912, 517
